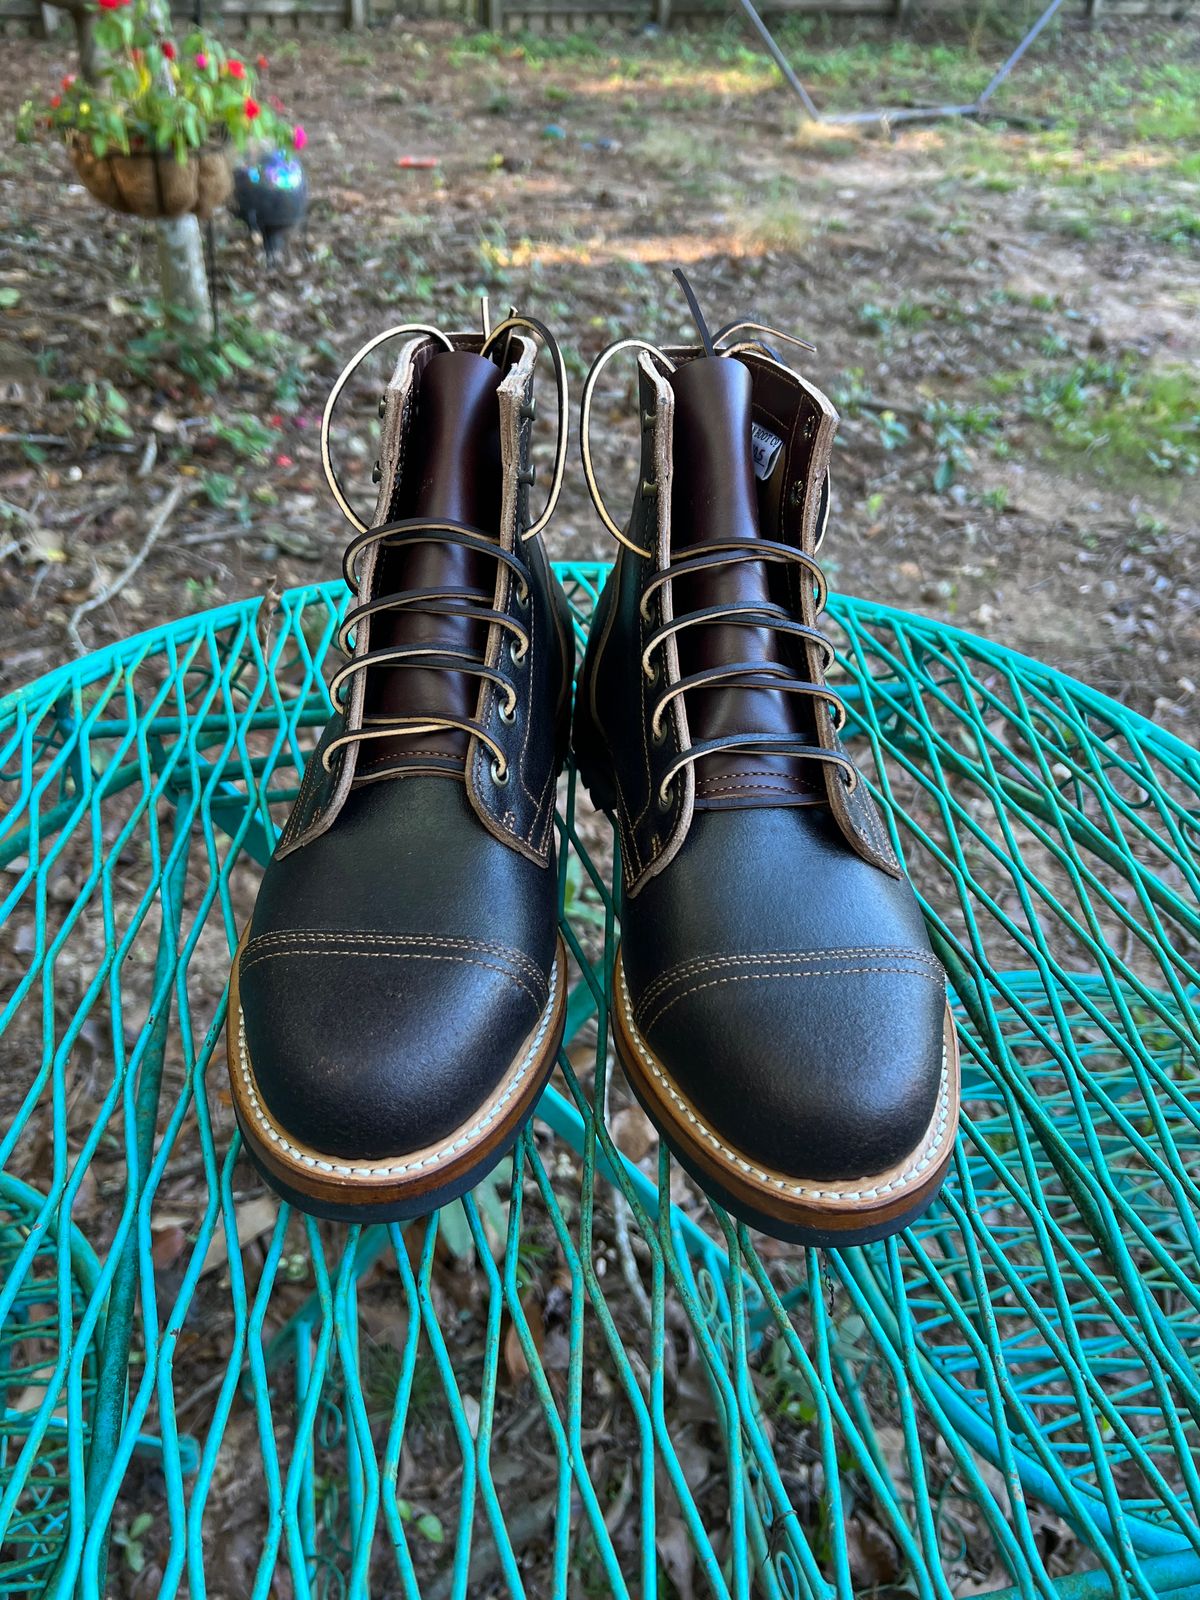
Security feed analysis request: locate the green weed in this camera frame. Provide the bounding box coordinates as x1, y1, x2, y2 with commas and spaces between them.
1134, 91, 1200, 143
1151, 207, 1200, 247
1002, 359, 1199, 479
213, 413, 276, 462
926, 398, 1003, 492
858, 298, 932, 338
65, 380, 134, 441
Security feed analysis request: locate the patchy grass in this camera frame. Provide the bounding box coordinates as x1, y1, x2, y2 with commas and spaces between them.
2, 14, 1197, 720
789, 118, 863, 159
1152, 207, 1200, 247
857, 297, 937, 338
996, 360, 1200, 480
632, 124, 729, 179
735, 195, 813, 252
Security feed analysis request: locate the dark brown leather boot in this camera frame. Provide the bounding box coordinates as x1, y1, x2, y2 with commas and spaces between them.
228, 313, 572, 1220
574, 278, 959, 1246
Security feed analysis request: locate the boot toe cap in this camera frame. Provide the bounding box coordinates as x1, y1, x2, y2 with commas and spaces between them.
236, 935, 552, 1163
633, 952, 948, 1184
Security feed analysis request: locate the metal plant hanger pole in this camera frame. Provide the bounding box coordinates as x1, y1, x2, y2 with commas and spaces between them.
735, 0, 1072, 126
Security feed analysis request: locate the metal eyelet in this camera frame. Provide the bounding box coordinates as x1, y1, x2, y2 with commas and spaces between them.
641, 478, 659, 499
518, 465, 537, 488
657, 779, 673, 811
378, 396, 387, 419
641, 407, 657, 432
519, 398, 537, 422
371, 461, 382, 484
842, 767, 859, 794
509, 638, 528, 666
515, 581, 530, 610
491, 757, 510, 787
499, 696, 517, 725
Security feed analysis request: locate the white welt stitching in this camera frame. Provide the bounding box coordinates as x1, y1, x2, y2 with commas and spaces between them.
236, 954, 558, 1179
619, 962, 951, 1202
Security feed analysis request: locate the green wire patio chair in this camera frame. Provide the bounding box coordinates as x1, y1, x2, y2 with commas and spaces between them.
0, 563, 1197, 1598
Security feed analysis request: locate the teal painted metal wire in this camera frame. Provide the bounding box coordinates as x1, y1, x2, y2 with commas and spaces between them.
0, 561, 1197, 1597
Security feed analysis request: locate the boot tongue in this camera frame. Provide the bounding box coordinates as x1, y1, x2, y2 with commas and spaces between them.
667, 356, 815, 804
669, 356, 760, 556
409, 351, 503, 527
362, 350, 503, 773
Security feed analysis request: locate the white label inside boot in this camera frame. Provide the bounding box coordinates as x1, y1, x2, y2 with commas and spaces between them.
751, 422, 784, 481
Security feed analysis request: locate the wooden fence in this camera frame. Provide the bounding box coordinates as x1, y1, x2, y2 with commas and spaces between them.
1, 0, 1186, 41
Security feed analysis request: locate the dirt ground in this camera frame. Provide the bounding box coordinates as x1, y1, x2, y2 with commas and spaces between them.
1, 13, 1198, 713
0, 11, 1198, 1596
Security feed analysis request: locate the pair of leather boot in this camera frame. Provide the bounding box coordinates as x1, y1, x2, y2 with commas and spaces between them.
227, 285, 959, 1245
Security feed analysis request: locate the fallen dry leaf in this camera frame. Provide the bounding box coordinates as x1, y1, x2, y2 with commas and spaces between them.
504, 1288, 544, 1384
200, 1195, 279, 1277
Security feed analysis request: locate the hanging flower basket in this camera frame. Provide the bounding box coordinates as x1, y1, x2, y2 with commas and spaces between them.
17, 8, 306, 224
69, 138, 232, 220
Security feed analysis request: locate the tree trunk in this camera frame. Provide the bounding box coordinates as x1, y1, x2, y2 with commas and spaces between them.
156, 215, 214, 343
69, 7, 103, 83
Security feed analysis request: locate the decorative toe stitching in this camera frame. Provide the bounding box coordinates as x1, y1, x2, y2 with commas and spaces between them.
639, 960, 944, 1037
244, 928, 546, 991
240, 933, 547, 1009
619, 963, 952, 1203
236, 952, 559, 1179
635, 945, 944, 1030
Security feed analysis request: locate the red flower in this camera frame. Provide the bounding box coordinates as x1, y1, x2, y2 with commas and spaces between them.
161, 40, 176, 59
96, 0, 129, 8
244, 96, 260, 120
293, 124, 307, 151
194, 52, 209, 70
49, 94, 61, 108
61, 74, 76, 89
275, 454, 294, 468
226, 59, 246, 80
256, 54, 269, 70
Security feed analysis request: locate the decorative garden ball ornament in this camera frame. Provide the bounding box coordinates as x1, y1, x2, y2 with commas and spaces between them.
230, 143, 310, 263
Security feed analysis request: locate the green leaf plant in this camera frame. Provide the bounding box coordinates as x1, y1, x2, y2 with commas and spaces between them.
16, 0, 306, 165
